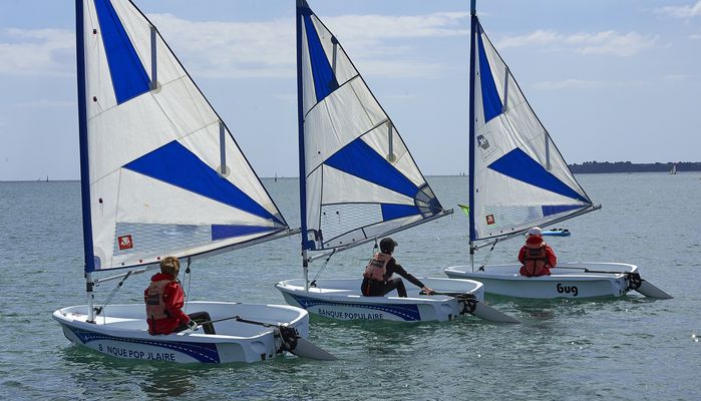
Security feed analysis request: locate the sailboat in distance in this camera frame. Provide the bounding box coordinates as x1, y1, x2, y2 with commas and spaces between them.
53, 0, 334, 363
275, 0, 519, 323
443, 0, 671, 300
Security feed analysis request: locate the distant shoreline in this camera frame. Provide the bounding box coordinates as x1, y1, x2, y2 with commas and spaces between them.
568, 161, 699, 174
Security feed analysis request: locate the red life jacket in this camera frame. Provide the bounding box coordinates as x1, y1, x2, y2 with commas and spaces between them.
363, 252, 391, 282
522, 242, 549, 277
144, 278, 177, 327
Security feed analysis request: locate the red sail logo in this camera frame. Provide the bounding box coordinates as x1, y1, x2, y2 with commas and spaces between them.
485, 215, 495, 225
118, 235, 133, 250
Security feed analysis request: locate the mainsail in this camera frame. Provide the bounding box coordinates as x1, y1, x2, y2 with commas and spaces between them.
297, 0, 450, 253
468, 9, 597, 244
78, 0, 289, 272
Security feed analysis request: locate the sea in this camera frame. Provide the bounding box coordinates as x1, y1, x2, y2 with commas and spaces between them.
1, 173, 699, 400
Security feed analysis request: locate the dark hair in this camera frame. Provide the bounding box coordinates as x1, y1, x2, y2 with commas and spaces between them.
380, 237, 397, 254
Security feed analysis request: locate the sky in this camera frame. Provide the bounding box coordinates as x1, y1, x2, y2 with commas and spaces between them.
1, 0, 700, 181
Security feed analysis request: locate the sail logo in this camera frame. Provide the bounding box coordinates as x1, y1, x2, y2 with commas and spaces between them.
118, 235, 133, 250
485, 214, 495, 225
477, 133, 498, 161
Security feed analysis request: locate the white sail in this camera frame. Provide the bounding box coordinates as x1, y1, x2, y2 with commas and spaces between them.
298, 0, 450, 252
80, 0, 288, 271
470, 19, 595, 242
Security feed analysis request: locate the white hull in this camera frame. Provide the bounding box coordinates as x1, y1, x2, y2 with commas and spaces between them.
53, 301, 309, 364
276, 277, 498, 322
444, 263, 639, 299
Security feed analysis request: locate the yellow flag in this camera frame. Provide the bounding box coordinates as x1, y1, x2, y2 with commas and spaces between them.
458, 204, 470, 217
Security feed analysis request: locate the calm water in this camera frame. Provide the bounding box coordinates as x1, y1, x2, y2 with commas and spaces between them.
1, 174, 700, 400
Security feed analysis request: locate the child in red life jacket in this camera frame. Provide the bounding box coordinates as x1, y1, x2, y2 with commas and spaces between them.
518, 227, 557, 277
361, 237, 435, 297
144, 256, 214, 335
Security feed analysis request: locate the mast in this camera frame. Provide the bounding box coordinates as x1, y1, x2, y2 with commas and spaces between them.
76, 0, 96, 320
297, 0, 310, 290
468, 0, 478, 272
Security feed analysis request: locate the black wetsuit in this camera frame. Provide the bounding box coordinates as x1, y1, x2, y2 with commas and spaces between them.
361, 257, 425, 297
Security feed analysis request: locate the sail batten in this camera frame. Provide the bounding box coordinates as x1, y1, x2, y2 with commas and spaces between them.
80, 0, 290, 271
469, 17, 594, 243
298, 3, 450, 253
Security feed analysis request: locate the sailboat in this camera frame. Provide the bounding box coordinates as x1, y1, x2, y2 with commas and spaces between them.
443, 1, 672, 300
53, 0, 334, 363
670, 162, 678, 175
275, 0, 518, 323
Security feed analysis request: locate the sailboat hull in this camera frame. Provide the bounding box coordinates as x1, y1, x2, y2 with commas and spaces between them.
53, 301, 309, 364
276, 278, 494, 322
444, 263, 639, 299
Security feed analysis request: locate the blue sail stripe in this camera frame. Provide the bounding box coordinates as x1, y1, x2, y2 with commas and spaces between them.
477, 26, 503, 123
302, 13, 339, 104
542, 204, 585, 217
381, 204, 421, 221
325, 138, 419, 199
211, 225, 276, 241
488, 148, 590, 203
124, 141, 284, 226
94, 0, 150, 104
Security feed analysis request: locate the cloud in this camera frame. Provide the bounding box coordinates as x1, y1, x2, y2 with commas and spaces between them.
151, 12, 470, 78
0, 11, 469, 80
0, 28, 74, 76
497, 30, 658, 57
325, 12, 470, 40
150, 14, 295, 78
663, 74, 697, 82
655, 1, 701, 19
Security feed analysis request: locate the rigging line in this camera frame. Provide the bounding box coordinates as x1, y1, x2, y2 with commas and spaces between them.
478, 238, 499, 271
94, 270, 133, 316
310, 249, 335, 287
184, 257, 192, 313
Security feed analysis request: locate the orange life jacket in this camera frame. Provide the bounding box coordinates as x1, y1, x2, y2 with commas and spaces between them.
144, 278, 177, 322
522, 242, 548, 277
363, 252, 391, 281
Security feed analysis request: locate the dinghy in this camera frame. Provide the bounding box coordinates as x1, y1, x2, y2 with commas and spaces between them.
542, 228, 571, 237
443, 1, 671, 300
275, 0, 518, 324
53, 0, 334, 363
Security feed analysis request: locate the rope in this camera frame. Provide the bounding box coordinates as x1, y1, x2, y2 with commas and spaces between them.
183, 257, 192, 313
310, 249, 335, 287
478, 238, 499, 271
94, 271, 132, 317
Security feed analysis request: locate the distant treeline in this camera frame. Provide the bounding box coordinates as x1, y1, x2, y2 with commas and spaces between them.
569, 161, 701, 174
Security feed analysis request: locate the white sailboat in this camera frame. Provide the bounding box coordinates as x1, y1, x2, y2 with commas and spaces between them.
443, 1, 672, 300
275, 0, 518, 323
53, 0, 334, 363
